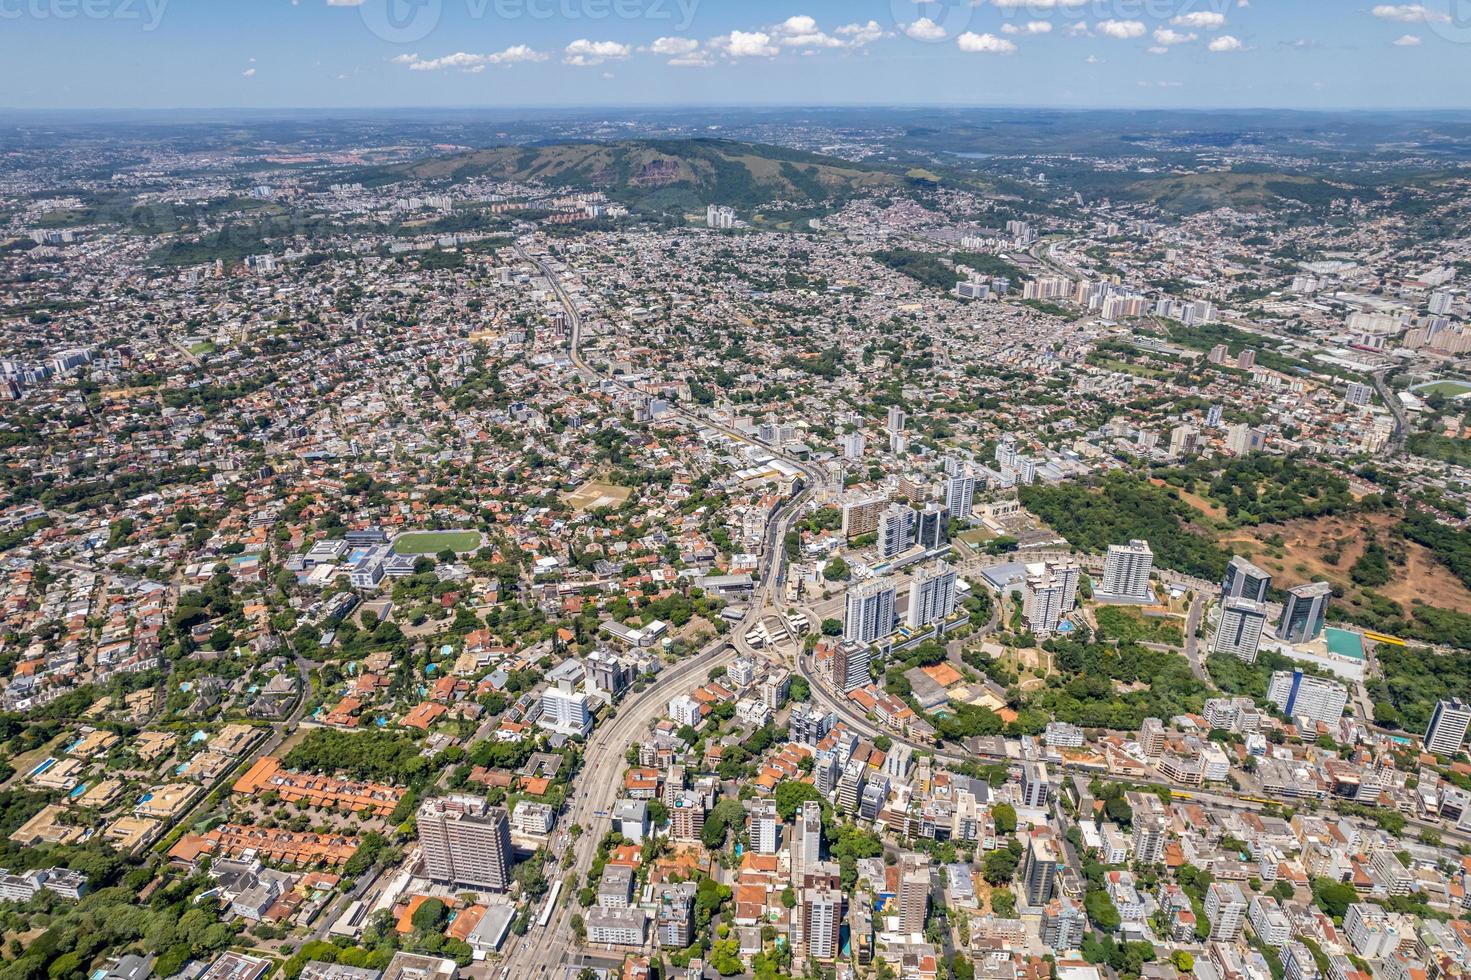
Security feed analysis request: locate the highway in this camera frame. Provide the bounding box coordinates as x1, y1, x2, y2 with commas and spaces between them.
496, 240, 823, 977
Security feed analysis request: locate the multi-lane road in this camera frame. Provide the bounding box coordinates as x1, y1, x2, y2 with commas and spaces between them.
494, 241, 822, 978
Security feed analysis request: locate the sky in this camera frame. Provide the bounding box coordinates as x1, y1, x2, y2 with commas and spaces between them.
3, 0, 1471, 110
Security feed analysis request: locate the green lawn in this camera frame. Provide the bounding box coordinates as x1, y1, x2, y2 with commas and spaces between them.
1414, 380, 1471, 398
391, 530, 482, 555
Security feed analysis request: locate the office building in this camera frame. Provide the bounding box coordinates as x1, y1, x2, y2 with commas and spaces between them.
907, 561, 958, 629
1267, 670, 1349, 727
1213, 598, 1269, 664
1277, 582, 1332, 644
1222, 556, 1271, 604
916, 503, 949, 550
1426, 698, 1471, 756
1021, 836, 1059, 907
1100, 540, 1154, 601
417, 796, 513, 892
844, 578, 896, 645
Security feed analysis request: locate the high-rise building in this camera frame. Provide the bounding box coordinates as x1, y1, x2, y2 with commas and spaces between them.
1100, 540, 1154, 601
844, 578, 896, 645
803, 886, 843, 960
656, 885, 695, 948
1268, 670, 1349, 727
1042, 898, 1087, 952
832, 639, 872, 693
1024, 559, 1079, 636
1213, 598, 1269, 664
1138, 718, 1166, 759
1277, 582, 1332, 644
1222, 556, 1272, 604
1426, 698, 1471, 757
907, 561, 958, 629
898, 857, 930, 935
1205, 882, 1248, 941
539, 679, 593, 736
878, 505, 916, 559
945, 472, 976, 520
749, 801, 779, 854
1134, 814, 1167, 865
1021, 835, 1059, 907
1020, 761, 1049, 809
836, 758, 867, 814
669, 791, 705, 842
916, 503, 949, 551
887, 406, 906, 434
793, 801, 823, 878
417, 796, 513, 892
842, 431, 866, 461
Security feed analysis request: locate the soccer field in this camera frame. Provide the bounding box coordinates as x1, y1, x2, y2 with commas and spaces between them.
390, 530, 482, 555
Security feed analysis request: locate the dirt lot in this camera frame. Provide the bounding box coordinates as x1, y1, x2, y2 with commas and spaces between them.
1220, 510, 1471, 614
563, 479, 633, 511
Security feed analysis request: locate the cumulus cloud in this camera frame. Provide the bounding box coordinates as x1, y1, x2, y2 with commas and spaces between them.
1371, 3, 1449, 21
957, 31, 1018, 53
1002, 20, 1053, 34
1096, 19, 1146, 38
712, 30, 780, 58
645, 36, 700, 56
905, 16, 948, 40
563, 39, 631, 66
1393, 32, 1423, 44
836, 20, 886, 45
1152, 28, 1197, 45
242, 67, 256, 77
1208, 34, 1243, 50
402, 46, 549, 72
1172, 11, 1226, 28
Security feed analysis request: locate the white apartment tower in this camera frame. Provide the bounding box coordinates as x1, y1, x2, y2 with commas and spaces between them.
1100, 540, 1154, 601
907, 561, 959, 629
844, 578, 897, 645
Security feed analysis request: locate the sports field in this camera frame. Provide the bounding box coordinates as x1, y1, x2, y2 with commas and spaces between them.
391, 530, 482, 555
563, 480, 633, 511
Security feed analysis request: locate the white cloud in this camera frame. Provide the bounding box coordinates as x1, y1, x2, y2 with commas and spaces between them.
1393, 32, 1423, 44
1208, 34, 1243, 50
1096, 19, 1146, 39
403, 46, 549, 71
1371, 3, 1449, 21
325, 0, 363, 5
1065, 21, 1091, 35
563, 39, 631, 66
1084, 54, 1102, 63
1153, 28, 1197, 45
957, 31, 1018, 53
905, 16, 948, 40
1002, 19, 1053, 34
836, 20, 886, 45
645, 36, 700, 56
1147, 45, 1169, 54
989, 0, 1086, 7
242, 67, 256, 77
1172, 11, 1226, 28
714, 30, 780, 58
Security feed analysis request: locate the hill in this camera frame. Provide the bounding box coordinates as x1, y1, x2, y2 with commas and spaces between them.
384, 138, 905, 214
1122, 170, 1355, 214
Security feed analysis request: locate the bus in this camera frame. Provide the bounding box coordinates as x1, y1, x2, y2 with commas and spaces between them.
537, 878, 563, 929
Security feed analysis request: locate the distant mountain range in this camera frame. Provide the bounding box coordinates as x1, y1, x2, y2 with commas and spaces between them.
385, 138, 908, 213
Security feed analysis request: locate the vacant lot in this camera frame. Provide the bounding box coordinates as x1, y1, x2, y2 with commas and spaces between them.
563, 479, 633, 511
391, 530, 482, 555
1222, 511, 1471, 615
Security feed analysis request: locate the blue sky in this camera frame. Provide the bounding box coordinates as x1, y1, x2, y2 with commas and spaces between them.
4, 0, 1471, 109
